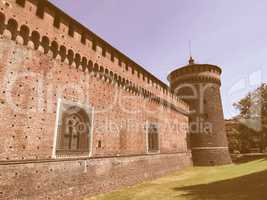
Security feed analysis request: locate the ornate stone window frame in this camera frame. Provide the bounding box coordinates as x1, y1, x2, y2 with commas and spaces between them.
52, 98, 94, 159
145, 120, 160, 154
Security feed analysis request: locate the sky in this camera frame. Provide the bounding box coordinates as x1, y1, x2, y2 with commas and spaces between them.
49, 0, 267, 119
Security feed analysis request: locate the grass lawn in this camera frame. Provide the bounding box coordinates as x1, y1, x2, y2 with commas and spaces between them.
86, 158, 267, 200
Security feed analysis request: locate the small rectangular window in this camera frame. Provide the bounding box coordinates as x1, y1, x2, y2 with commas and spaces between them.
147, 122, 160, 153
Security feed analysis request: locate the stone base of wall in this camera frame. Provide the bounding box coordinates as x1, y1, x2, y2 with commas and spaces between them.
0, 152, 192, 200
192, 148, 232, 166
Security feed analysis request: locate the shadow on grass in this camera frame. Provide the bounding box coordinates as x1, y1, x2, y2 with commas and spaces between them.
173, 169, 267, 200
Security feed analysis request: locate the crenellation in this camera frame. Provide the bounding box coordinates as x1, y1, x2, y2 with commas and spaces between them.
16, 0, 25, 7
10, 0, 187, 107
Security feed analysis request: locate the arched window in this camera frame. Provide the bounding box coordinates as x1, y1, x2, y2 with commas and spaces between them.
56, 102, 93, 156
147, 122, 159, 153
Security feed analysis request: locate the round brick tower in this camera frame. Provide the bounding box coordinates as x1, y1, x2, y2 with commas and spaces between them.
168, 57, 232, 166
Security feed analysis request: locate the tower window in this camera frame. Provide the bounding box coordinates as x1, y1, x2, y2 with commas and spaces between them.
147, 122, 160, 153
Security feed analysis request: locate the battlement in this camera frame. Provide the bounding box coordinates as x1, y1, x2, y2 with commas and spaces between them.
168, 63, 222, 88
168, 64, 222, 78
0, 0, 189, 113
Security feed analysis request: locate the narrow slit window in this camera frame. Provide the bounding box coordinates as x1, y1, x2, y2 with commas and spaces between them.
147, 123, 159, 153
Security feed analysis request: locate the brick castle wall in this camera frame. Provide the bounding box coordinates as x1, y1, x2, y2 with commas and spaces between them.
0, 38, 189, 160
0, 0, 192, 199
0, 153, 192, 200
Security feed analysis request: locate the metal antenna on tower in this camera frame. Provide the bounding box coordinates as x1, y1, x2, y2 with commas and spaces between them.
188, 40, 194, 64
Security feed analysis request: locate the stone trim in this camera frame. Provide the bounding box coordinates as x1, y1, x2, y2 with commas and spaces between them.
0, 151, 191, 166
191, 147, 229, 150
52, 98, 95, 159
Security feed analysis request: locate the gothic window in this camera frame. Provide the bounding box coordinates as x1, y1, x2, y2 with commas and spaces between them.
55, 101, 93, 157
147, 123, 159, 153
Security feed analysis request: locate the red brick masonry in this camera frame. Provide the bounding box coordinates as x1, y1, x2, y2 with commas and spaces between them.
0, 0, 193, 199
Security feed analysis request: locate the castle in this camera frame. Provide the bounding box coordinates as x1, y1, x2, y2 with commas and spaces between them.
0, 0, 231, 199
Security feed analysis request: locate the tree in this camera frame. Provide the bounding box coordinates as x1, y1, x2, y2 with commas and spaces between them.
233, 83, 267, 153
227, 128, 241, 153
